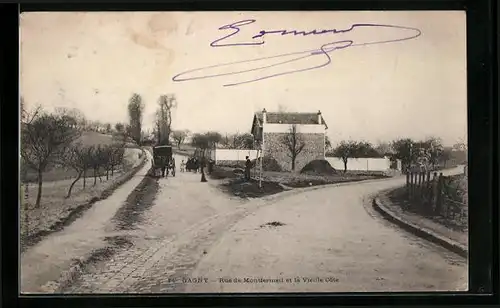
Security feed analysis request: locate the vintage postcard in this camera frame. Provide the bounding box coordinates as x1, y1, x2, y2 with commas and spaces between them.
20, 11, 468, 294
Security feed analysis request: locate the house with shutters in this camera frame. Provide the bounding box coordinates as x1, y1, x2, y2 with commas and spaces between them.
251, 108, 328, 172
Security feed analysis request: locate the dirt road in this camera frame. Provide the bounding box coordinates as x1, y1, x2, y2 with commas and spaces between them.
60, 163, 466, 293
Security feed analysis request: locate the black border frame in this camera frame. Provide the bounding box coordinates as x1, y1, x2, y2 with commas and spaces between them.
2, 0, 498, 307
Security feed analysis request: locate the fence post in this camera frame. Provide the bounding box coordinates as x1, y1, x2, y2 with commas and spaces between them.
419, 171, 425, 200
410, 172, 415, 201
406, 172, 410, 198
431, 172, 438, 212
434, 173, 444, 215
408, 172, 413, 200
425, 171, 431, 211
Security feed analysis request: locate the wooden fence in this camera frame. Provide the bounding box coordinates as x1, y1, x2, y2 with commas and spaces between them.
405, 171, 467, 226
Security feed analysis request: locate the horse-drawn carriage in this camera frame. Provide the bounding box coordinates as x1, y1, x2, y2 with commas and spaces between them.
153, 145, 176, 177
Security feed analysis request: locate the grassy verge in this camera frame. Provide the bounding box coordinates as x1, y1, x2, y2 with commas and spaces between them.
209, 166, 389, 199
20, 148, 147, 253
386, 186, 467, 232
57, 168, 161, 293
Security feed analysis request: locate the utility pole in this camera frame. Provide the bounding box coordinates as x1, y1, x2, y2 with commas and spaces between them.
259, 146, 263, 189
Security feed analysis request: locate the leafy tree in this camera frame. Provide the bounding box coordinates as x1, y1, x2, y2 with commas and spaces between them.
374, 141, 392, 157
105, 123, 112, 134
390, 138, 418, 172
333, 140, 360, 173
439, 148, 453, 168
220, 133, 254, 149
421, 137, 444, 168
115, 123, 124, 133
156, 94, 177, 145
172, 130, 189, 149
191, 133, 209, 150
205, 131, 222, 149
355, 141, 381, 158
127, 93, 145, 144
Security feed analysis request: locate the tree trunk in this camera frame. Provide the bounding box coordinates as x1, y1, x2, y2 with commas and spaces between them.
67, 170, 83, 198
83, 169, 87, 188
106, 169, 109, 180
111, 164, 114, 176
93, 169, 97, 186
343, 160, 348, 174
35, 169, 43, 208
291, 156, 296, 171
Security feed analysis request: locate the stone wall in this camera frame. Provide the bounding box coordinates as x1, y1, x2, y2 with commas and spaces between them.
264, 132, 324, 172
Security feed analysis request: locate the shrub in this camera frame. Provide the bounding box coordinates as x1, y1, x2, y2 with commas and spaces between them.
261, 157, 282, 172
300, 159, 337, 175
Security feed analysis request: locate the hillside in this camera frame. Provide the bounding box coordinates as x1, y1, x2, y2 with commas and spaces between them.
21, 131, 138, 182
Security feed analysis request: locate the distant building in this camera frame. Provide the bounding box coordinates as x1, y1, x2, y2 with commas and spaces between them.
251, 108, 328, 172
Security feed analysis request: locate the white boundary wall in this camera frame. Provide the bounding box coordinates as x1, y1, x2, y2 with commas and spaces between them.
214, 149, 259, 162
325, 157, 393, 171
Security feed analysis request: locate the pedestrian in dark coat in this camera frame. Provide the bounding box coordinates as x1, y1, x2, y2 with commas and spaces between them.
245, 156, 251, 181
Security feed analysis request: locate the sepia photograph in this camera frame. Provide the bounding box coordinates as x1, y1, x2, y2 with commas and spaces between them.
19, 11, 468, 294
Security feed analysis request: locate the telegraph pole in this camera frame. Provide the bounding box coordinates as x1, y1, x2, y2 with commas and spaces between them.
259, 145, 263, 189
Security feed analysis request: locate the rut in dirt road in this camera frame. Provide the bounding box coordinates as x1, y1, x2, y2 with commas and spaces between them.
62, 155, 260, 293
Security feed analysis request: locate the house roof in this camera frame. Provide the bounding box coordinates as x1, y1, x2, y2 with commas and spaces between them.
251, 111, 328, 133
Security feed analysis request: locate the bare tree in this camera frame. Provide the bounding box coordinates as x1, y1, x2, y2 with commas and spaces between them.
108, 144, 125, 176
90, 145, 106, 185
128, 93, 145, 144
156, 94, 177, 145
61, 143, 93, 198
333, 140, 360, 173
81, 146, 95, 188
21, 111, 82, 207
172, 130, 189, 149
281, 125, 306, 171
20, 98, 42, 126
325, 135, 332, 152
54, 107, 86, 130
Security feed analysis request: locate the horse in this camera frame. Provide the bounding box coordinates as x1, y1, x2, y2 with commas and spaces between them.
186, 157, 200, 173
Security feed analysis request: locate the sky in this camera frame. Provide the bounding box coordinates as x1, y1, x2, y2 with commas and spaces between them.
20, 11, 467, 146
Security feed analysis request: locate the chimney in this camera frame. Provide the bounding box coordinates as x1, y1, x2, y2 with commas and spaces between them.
262, 108, 267, 124
317, 110, 322, 125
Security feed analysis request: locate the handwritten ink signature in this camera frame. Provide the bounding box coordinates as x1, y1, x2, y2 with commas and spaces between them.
172, 19, 422, 87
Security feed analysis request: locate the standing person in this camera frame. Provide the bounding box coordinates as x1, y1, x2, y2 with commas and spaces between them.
180, 160, 186, 172
208, 159, 215, 174
245, 156, 251, 181
161, 157, 166, 177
